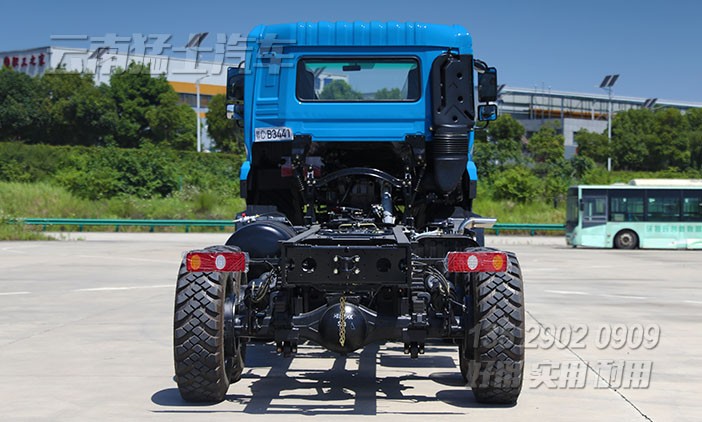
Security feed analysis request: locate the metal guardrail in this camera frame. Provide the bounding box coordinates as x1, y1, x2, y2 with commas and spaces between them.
20, 218, 235, 233
16, 218, 565, 236
491, 223, 565, 236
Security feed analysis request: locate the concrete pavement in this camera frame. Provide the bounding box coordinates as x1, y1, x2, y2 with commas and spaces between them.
0, 233, 699, 421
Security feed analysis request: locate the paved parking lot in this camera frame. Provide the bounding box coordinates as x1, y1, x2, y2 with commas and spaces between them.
0, 233, 700, 421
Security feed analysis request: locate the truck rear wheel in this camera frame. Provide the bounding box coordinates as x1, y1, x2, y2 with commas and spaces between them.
460, 251, 525, 404
173, 245, 245, 403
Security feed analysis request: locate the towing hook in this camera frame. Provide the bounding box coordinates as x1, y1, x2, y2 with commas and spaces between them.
403, 342, 425, 359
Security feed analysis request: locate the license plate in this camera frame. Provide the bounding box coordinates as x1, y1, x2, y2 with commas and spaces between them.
254, 126, 294, 141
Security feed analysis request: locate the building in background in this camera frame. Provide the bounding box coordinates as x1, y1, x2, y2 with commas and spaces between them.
498, 87, 702, 157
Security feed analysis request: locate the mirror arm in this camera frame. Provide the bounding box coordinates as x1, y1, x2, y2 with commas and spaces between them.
473, 58, 488, 73
474, 121, 490, 131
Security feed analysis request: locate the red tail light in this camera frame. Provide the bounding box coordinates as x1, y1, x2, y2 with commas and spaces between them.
446, 251, 508, 273
186, 251, 248, 272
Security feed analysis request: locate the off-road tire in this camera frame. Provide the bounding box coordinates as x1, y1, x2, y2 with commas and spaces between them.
173, 245, 245, 403
461, 250, 525, 404
614, 230, 638, 249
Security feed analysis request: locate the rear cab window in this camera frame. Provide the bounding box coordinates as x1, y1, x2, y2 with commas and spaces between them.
296, 57, 421, 102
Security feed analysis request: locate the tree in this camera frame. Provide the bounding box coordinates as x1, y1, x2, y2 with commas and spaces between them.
610, 107, 692, 171
374, 88, 402, 100
206, 94, 244, 153
0, 67, 43, 141
472, 135, 498, 179
526, 123, 571, 205
542, 158, 574, 207
145, 95, 197, 150
611, 109, 654, 170
528, 123, 564, 163
489, 114, 525, 158
650, 108, 689, 170
109, 62, 195, 149
574, 129, 609, 165
570, 155, 595, 179
472, 114, 526, 179
612, 108, 656, 139
38, 69, 118, 146
319, 80, 363, 100
612, 133, 648, 170
686, 108, 702, 132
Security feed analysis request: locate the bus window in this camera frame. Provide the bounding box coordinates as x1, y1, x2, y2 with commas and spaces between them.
682, 191, 702, 221
609, 189, 644, 222
646, 191, 681, 222
566, 189, 578, 227
582, 196, 607, 226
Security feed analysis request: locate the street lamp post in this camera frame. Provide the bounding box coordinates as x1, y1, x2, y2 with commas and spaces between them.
599, 74, 619, 172
186, 32, 209, 152
195, 74, 210, 153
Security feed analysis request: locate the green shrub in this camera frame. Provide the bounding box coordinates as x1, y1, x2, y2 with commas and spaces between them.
0, 142, 243, 200
0, 159, 32, 182
0, 143, 73, 182
582, 165, 610, 185
492, 166, 544, 203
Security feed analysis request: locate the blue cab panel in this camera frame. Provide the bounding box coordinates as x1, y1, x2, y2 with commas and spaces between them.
244, 22, 472, 142
239, 21, 476, 182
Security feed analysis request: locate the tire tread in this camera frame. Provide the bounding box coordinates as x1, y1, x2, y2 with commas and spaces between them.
173, 245, 240, 403
468, 250, 525, 404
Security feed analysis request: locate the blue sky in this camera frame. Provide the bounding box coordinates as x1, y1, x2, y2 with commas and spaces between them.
2, 0, 700, 102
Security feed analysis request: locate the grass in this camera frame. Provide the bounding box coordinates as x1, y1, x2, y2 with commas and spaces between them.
0, 180, 564, 223
0, 222, 51, 241
0, 181, 246, 239
473, 197, 565, 224
473, 181, 565, 224
0, 181, 246, 220
0, 180, 565, 239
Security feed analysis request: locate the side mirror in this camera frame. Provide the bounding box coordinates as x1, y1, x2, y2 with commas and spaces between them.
227, 66, 244, 103
477, 104, 498, 121
478, 67, 497, 103
227, 104, 244, 121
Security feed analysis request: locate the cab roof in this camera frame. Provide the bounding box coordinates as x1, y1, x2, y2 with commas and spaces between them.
249, 21, 472, 53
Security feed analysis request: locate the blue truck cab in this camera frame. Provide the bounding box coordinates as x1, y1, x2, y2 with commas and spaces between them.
228, 21, 497, 226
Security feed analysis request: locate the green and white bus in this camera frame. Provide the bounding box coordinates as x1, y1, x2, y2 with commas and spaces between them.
566, 180, 702, 249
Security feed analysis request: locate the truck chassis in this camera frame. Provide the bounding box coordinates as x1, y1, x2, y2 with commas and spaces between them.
174, 217, 524, 404
173, 21, 525, 406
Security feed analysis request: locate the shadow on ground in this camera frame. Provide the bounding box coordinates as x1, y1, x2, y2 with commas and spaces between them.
152, 343, 514, 415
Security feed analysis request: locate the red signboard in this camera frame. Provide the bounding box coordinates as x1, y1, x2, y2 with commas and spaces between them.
2, 53, 46, 69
